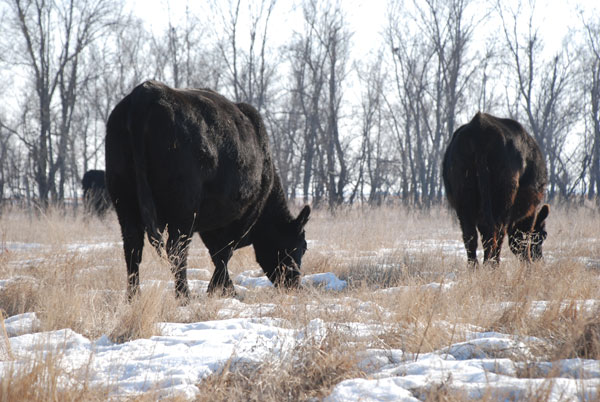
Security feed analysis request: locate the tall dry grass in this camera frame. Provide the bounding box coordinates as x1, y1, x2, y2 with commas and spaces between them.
0, 350, 110, 402
0, 203, 599, 400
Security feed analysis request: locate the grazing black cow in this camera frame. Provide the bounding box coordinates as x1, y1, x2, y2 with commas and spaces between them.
82, 169, 111, 217
105, 80, 310, 299
442, 112, 549, 264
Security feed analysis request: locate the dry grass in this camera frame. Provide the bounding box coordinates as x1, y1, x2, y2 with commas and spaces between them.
1, 203, 599, 400
197, 329, 363, 401
0, 350, 109, 401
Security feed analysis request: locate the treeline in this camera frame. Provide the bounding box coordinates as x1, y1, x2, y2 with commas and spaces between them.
0, 0, 599, 209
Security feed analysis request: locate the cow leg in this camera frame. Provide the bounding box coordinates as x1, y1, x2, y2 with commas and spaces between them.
123, 225, 144, 300
488, 172, 519, 264
458, 214, 478, 265
171, 253, 191, 299
207, 246, 235, 295
493, 225, 508, 263
165, 233, 191, 300
114, 206, 144, 300
155, 224, 192, 300
479, 223, 499, 265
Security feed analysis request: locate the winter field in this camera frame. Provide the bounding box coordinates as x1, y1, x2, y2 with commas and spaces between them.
1, 205, 600, 401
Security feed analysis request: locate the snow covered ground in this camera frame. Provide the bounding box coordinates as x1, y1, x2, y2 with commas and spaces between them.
2, 220, 600, 401
2, 267, 600, 400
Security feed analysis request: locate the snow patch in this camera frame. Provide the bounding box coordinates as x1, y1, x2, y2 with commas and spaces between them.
3, 313, 41, 337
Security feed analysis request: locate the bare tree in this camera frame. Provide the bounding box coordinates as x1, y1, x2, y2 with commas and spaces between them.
0, 0, 594, 209
386, 20, 432, 205
277, 0, 352, 207
582, 16, 600, 203
286, 24, 326, 204
498, 0, 580, 201
0, 122, 14, 202
320, 4, 350, 207
353, 52, 396, 205
212, 0, 277, 111
149, 5, 217, 89
385, 0, 480, 206
76, 15, 154, 178
3, 0, 120, 206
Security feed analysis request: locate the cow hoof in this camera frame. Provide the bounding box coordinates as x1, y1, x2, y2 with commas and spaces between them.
207, 284, 236, 298
175, 293, 191, 305
127, 289, 141, 303
482, 260, 500, 268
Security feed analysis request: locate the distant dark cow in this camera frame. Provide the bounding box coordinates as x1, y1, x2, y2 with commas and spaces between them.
105, 81, 310, 299
82, 169, 110, 217
442, 112, 549, 264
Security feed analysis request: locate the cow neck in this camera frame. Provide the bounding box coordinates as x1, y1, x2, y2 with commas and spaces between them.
252, 175, 293, 241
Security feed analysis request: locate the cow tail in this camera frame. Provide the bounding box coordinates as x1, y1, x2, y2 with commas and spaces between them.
472, 113, 495, 231
126, 87, 164, 253
475, 156, 495, 230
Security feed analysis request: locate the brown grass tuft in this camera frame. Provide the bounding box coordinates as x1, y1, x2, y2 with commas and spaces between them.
109, 285, 175, 343
0, 278, 38, 317
0, 351, 108, 401
196, 329, 362, 402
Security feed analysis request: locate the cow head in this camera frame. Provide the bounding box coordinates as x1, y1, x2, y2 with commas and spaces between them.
508, 204, 549, 262
254, 205, 311, 288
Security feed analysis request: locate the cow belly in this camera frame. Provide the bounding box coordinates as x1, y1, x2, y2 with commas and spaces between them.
147, 174, 261, 231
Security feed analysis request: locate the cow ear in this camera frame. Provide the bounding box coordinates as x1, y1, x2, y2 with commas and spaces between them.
534, 204, 549, 228
294, 205, 311, 232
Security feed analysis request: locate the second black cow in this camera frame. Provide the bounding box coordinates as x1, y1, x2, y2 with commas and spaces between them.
442, 112, 549, 264
82, 169, 111, 217
105, 81, 310, 299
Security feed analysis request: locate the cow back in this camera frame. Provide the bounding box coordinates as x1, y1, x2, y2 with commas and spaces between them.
107, 81, 274, 232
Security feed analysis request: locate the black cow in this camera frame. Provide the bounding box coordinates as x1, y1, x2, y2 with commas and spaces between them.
105, 81, 310, 299
82, 169, 111, 217
442, 112, 549, 264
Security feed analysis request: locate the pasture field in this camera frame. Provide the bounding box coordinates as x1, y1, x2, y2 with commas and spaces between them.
1, 204, 600, 401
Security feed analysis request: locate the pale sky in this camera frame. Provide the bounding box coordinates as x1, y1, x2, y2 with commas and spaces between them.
126, 0, 597, 59
127, 0, 385, 57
